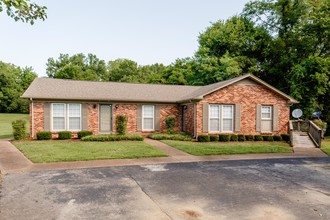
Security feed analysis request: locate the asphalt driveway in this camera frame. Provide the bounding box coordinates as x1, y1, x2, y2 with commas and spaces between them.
1, 158, 330, 220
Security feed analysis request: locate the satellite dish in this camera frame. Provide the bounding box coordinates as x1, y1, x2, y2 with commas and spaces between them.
292, 109, 303, 119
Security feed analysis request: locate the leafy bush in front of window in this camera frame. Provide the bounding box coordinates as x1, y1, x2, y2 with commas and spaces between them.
165, 117, 176, 134
82, 134, 144, 141
245, 135, 254, 141
36, 131, 52, 140
254, 135, 263, 141
230, 134, 238, 141
273, 135, 283, 141
148, 133, 193, 141
280, 134, 290, 141
58, 131, 72, 140
219, 134, 231, 142
262, 135, 274, 141
116, 115, 128, 135
238, 134, 245, 141
12, 120, 27, 140
77, 130, 93, 139
209, 135, 219, 142
198, 135, 210, 142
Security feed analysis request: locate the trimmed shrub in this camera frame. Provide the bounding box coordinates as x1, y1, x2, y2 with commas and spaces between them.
77, 130, 93, 139
198, 135, 210, 142
219, 134, 231, 142
58, 131, 72, 140
273, 135, 283, 141
230, 134, 238, 141
245, 135, 254, 141
238, 134, 245, 141
148, 133, 193, 141
209, 135, 219, 142
254, 135, 263, 141
12, 120, 27, 140
82, 134, 144, 141
116, 115, 128, 135
262, 135, 274, 141
280, 134, 290, 142
36, 131, 52, 140
165, 117, 176, 134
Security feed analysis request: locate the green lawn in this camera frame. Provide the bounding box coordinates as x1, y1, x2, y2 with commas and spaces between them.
0, 113, 29, 139
321, 140, 330, 156
14, 140, 167, 163
162, 140, 293, 156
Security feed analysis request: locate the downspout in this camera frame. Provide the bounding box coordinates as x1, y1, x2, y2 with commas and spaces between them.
30, 98, 34, 138
193, 103, 197, 138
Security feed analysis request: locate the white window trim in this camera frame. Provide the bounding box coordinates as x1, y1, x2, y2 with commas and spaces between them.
208, 104, 234, 133
51, 103, 81, 131
68, 104, 82, 131
222, 105, 234, 132
209, 104, 220, 132
261, 106, 272, 120
142, 105, 154, 131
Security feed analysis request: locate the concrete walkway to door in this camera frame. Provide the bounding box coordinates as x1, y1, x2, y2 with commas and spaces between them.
0, 138, 328, 174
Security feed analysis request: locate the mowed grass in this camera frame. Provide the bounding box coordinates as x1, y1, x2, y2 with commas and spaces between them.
14, 140, 167, 163
321, 140, 330, 156
0, 113, 29, 139
162, 140, 293, 156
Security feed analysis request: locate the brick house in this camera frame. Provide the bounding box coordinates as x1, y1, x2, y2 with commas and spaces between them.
22, 74, 298, 139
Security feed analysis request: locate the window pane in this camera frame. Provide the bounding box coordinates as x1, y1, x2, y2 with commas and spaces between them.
209, 105, 219, 118
69, 104, 80, 117
210, 119, 220, 131
143, 118, 153, 130
69, 117, 80, 130
143, 105, 154, 118
53, 104, 65, 117
53, 117, 65, 130
262, 106, 272, 119
223, 119, 233, 131
222, 105, 233, 119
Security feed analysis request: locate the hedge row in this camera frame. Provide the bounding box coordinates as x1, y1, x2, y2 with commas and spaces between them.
82, 134, 144, 141
36, 130, 93, 140
197, 134, 290, 142
149, 133, 193, 141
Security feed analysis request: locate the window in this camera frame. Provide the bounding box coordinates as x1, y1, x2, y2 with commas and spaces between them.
208, 104, 233, 132
52, 103, 81, 131
209, 105, 220, 132
52, 104, 66, 130
222, 105, 233, 132
261, 106, 272, 120
142, 105, 154, 130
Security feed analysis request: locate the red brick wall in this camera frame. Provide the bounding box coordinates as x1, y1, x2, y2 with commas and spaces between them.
113, 104, 137, 134
160, 104, 181, 133
195, 84, 290, 136
30, 102, 44, 138
88, 104, 99, 134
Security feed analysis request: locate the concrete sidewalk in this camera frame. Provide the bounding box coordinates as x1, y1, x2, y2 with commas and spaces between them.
0, 138, 328, 174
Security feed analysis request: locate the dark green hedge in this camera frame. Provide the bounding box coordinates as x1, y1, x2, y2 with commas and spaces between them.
245, 135, 254, 141
198, 135, 210, 142
254, 135, 263, 141
149, 133, 193, 141
281, 134, 290, 141
209, 135, 219, 142
58, 131, 72, 140
77, 130, 93, 139
262, 135, 274, 141
230, 134, 238, 141
219, 134, 231, 142
36, 131, 52, 140
238, 134, 245, 141
12, 120, 27, 140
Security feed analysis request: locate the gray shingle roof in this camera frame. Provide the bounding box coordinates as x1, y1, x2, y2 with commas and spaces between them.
22, 74, 298, 103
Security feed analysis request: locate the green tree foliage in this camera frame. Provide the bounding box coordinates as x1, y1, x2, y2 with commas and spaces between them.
0, 0, 47, 25
107, 59, 139, 82
0, 61, 37, 113
46, 53, 107, 81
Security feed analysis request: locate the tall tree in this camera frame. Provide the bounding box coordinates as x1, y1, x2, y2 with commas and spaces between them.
46, 53, 107, 81
0, 62, 37, 113
0, 0, 47, 24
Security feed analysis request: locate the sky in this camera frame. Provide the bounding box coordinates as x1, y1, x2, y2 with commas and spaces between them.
0, 0, 250, 76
